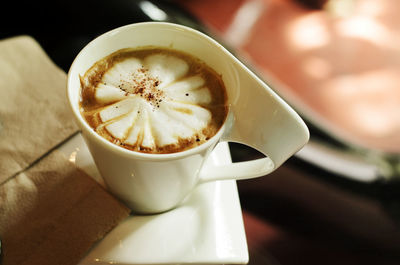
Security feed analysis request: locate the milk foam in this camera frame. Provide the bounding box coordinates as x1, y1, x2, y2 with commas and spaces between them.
91, 53, 213, 149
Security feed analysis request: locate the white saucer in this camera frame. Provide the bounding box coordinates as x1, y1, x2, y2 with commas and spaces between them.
58, 133, 249, 265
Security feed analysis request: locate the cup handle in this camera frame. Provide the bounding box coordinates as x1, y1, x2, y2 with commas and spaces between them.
199, 59, 309, 183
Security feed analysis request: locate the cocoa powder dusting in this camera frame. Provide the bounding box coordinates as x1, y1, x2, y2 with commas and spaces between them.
117, 67, 165, 110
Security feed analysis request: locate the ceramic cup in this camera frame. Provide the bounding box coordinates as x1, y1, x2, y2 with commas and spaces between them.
67, 22, 309, 214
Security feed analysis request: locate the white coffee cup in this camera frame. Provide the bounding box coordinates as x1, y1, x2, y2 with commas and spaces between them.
67, 22, 309, 214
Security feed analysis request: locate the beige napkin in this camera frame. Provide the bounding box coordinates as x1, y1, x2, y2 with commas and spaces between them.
0, 36, 131, 265
0, 150, 130, 265
0, 36, 77, 184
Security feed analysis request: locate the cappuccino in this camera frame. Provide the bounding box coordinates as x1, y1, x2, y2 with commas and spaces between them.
79, 47, 228, 154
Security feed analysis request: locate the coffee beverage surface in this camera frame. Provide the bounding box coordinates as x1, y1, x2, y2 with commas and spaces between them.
79, 47, 228, 154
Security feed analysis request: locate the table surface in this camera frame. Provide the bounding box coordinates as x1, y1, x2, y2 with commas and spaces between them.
2, 1, 400, 264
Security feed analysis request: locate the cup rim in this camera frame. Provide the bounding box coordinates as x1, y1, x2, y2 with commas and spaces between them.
67, 22, 229, 161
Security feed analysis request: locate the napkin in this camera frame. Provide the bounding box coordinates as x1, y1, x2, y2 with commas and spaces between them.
0, 150, 130, 265
0, 36, 78, 184
0, 36, 131, 265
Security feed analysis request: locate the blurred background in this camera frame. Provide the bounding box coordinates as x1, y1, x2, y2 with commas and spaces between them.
2, 0, 400, 264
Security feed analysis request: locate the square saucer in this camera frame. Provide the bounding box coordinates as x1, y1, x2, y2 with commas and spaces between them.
58, 133, 249, 265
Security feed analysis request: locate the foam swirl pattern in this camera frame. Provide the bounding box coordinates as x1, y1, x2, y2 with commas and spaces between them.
84, 53, 214, 152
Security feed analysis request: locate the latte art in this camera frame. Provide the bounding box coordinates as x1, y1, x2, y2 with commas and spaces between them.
80, 47, 228, 154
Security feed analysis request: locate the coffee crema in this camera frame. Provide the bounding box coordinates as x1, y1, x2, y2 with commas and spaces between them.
79, 47, 228, 154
